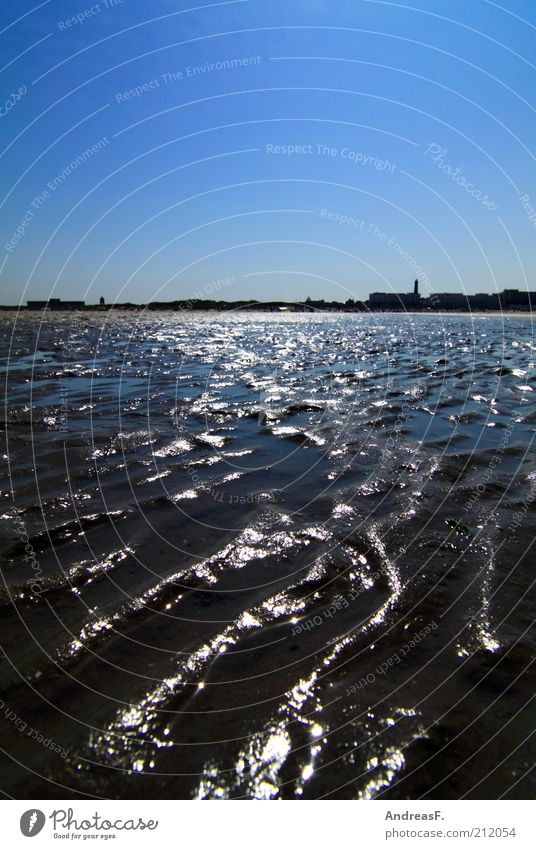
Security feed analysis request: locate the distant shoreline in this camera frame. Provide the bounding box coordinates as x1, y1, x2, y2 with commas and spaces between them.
1, 305, 534, 317
6, 288, 536, 314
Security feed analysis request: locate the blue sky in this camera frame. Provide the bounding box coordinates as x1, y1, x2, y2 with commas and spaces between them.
1, 0, 535, 304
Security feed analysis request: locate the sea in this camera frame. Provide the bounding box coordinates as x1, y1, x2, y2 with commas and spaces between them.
1, 309, 535, 799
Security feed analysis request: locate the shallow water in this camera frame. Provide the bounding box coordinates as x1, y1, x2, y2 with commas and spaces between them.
1, 310, 535, 799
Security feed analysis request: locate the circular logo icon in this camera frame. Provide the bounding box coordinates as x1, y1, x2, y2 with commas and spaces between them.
20, 810, 46, 837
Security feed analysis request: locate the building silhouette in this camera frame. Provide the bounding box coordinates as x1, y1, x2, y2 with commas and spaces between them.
369, 280, 421, 309
369, 283, 535, 312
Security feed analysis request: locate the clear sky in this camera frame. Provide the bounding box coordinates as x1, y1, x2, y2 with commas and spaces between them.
1, 0, 535, 305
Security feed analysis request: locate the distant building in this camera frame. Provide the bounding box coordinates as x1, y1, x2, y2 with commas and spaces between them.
369, 279, 421, 309
430, 293, 468, 310
499, 289, 536, 309
469, 293, 499, 310
368, 284, 536, 311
